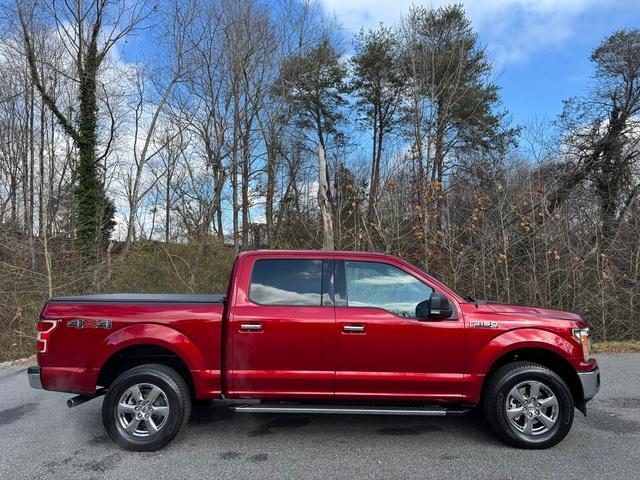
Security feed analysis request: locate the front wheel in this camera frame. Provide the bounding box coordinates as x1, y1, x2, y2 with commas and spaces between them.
102, 364, 191, 452
483, 361, 574, 449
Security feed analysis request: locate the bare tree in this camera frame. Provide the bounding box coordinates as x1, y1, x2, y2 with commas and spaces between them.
122, 0, 195, 248
17, 0, 151, 261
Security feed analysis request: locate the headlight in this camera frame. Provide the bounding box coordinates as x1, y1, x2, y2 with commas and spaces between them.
572, 327, 592, 360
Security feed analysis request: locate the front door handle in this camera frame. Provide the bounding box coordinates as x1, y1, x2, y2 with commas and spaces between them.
240, 323, 263, 332
343, 325, 365, 333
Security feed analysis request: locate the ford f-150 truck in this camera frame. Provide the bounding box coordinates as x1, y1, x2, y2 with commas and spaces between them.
28, 250, 600, 451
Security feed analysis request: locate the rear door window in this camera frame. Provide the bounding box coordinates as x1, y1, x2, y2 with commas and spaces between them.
249, 259, 324, 306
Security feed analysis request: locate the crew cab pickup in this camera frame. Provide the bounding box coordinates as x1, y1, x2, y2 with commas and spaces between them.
28, 250, 600, 450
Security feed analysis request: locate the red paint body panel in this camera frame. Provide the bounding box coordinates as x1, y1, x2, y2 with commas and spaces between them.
228, 304, 335, 397
334, 309, 464, 401
39, 303, 223, 399
460, 303, 595, 403
36, 249, 598, 406
227, 251, 335, 399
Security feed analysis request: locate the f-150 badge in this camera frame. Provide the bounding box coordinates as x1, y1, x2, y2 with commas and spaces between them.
470, 320, 499, 328
67, 319, 112, 329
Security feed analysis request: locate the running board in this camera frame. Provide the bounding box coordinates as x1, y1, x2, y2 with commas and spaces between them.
229, 404, 470, 416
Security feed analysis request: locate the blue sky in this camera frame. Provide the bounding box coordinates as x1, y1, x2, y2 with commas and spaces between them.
319, 0, 640, 129
108, 0, 640, 238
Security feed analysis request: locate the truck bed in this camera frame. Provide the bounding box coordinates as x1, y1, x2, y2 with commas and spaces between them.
39, 293, 225, 398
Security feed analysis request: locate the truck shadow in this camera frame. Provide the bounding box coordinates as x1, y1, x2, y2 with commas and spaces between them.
187, 401, 502, 445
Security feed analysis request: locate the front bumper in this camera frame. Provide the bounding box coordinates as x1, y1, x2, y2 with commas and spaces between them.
578, 366, 600, 401
27, 366, 42, 389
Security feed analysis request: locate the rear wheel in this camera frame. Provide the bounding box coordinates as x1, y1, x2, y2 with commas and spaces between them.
482, 361, 574, 449
102, 364, 191, 452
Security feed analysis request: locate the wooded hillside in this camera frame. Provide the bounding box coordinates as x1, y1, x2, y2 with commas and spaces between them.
1, 0, 639, 360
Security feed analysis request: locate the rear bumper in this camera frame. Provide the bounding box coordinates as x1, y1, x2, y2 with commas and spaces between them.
578, 366, 600, 402
27, 366, 42, 389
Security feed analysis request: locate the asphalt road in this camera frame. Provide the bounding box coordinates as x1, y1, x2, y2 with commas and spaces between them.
1, 355, 639, 480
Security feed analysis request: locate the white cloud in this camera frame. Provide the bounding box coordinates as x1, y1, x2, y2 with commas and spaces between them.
319, 0, 603, 67
250, 283, 322, 305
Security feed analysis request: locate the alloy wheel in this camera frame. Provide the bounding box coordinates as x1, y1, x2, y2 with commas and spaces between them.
504, 380, 559, 436
117, 383, 170, 437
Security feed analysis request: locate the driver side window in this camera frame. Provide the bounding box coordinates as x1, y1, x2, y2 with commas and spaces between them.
344, 261, 433, 318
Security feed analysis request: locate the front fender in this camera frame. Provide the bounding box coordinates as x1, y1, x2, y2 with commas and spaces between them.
463, 328, 581, 404
93, 323, 207, 371
471, 328, 580, 375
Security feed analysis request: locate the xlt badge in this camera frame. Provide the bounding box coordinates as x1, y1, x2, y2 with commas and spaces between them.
470, 320, 499, 328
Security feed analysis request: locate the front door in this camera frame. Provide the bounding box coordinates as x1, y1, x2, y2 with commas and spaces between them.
334, 260, 464, 402
228, 256, 335, 399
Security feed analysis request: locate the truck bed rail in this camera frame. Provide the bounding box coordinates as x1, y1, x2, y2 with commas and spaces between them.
47, 293, 225, 304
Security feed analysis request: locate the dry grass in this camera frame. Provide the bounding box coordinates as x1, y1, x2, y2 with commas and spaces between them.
0, 354, 36, 367
0, 238, 234, 362
593, 341, 640, 353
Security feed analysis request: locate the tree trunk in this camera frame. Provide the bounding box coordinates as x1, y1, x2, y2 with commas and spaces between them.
22, 85, 30, 233
432, 99, 446, 229
411, 96, 428, 267
265, 133, 276, 248
231, 99, 240, 252
165, 173, 171, 242
241, 125, 250, 248
214, 162, 225, 242
38, 82, 46, 238
367, 103, 379, 223
318, 144, 334, 250
75, 49, 103, 262
27, 77, 36, 268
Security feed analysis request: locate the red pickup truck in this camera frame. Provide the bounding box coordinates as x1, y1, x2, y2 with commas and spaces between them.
28, 250, 599, 451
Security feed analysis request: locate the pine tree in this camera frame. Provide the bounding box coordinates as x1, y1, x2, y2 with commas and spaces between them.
275, 38, 348, 249
350, 24, 405, 223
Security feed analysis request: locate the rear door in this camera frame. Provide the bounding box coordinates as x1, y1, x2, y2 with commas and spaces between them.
227, 255, 335, 399
334, 259, 464, 401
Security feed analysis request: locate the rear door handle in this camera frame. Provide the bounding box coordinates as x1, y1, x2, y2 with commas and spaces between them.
240, 323, 263, 332
343, 325, 365, 333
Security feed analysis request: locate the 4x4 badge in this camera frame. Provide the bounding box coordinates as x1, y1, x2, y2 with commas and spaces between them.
67, 319, 112, 329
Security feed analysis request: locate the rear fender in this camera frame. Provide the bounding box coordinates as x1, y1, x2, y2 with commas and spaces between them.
94, 323, 206, 371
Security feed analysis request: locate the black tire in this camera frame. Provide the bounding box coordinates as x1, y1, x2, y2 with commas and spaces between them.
102, 364, 191, 452
482, 361, 574, 449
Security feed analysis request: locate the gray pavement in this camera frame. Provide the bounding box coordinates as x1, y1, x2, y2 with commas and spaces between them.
1, 354, 639, 479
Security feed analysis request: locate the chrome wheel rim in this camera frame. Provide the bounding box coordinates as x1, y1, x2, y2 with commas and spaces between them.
117, 383, 170, 438
505, 380, 559, 436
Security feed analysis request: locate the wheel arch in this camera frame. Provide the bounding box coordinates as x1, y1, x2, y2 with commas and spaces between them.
97, 343, 195, 395
95, 323, 207, 369
481, 346, 584, 412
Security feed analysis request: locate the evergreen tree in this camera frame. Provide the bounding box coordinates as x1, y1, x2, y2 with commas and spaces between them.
275, 38, 348, 152
275, 37, 348, 249
350, 24, 405, 223
403, 4, 514, 184
401, 4, 515, 237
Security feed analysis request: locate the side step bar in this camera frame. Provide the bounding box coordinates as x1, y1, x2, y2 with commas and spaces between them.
230, 404, 470, 416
